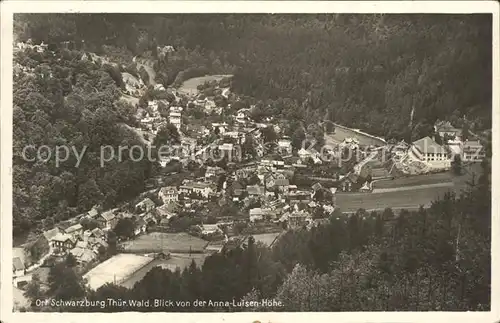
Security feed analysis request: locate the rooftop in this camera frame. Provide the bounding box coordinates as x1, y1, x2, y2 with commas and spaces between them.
13, 257, 25, 271
83, 254, 155, 290
412, 136, 446, 154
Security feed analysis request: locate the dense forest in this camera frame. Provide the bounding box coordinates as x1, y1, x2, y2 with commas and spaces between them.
15, 13, 492, 139
22, 159, 491, 311
13, 44, 154, 237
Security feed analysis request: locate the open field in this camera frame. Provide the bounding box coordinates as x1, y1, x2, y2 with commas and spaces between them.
373, 172, 455, 189
324, 124, 386, 147
336, 185, 454, 213
251, 232, 282, 247
121, 232, 209, 253
374, 163, 483, 191
178, 75, 233, 96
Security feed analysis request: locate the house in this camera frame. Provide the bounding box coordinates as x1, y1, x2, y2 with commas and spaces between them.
87, 207, 100, 219
199, 224, 223, 236
434, 121, 461, 139
64, 223, 83, 238
311, 182, 323, 192
205, 166, 226, 179
287, 190, 312, 204
249, 208, 265, 222
169, 111, 182, 130
277, 137, 293, 156
89, 227, 106, 239
12, 257, 30, 287
236, 108, 250, 124
340, 138, 360, 150
212, 122, 228, 134
148, 100, 159, 111
246, 185, 265, 197
136, 198, 156, 213
97, 210, 118, 230
43, 227, 63, 244
288, 210, 311, 229
269, 178, 290, 193
155, 203, 179, 221
235, 166, 257, 179
159, 186, 179, 204
179, 182, 215, 198
134, 218, 147, 236
154, 84, 166, 91
462, 140, 485, 162
70, 247, 96, 266
13, 257, 26, 278
298, 148, 312, 160
230, 181, 246, 199
50, 233, 76, 254
218, 143, 236, 158
409, 136, 451, 170
359, 181, 372, 192
339, 173, 358, 192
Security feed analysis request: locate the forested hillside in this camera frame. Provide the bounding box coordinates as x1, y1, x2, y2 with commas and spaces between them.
15, 13, 492, 139
13, 46, 154, 237
21, 160, 491, 311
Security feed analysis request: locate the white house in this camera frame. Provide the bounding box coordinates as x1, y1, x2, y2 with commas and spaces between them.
462, 140, 485, 162
277, 137, 292, 155
179, 182, 215, 198
148, 100, 159, 111
236, 109, 250, 124
212, 122, 228, 134
169, 111, 182, 130
158, 186, 179, 204
205, 166, 225, 179
249, 208, 265, 222
409, 136, 451, 170
199, 224, 223, 236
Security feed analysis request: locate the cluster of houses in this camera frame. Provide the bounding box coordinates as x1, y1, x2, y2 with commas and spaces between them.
391, 120, 485, 174
15, 39, 48, 53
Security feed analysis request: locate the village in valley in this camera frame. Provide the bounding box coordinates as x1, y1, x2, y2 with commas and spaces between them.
12, 39, 489, 307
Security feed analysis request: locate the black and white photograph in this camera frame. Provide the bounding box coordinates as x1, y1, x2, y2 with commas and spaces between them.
0, 1, 498, 322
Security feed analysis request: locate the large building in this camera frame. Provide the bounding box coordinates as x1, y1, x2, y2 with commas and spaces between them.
462, 140, 485, 162
409, 136, 451, 170
169, 111, 182, 130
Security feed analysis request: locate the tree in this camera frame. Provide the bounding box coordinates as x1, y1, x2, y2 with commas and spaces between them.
48, 262, 85, 300
65, 253, 77, 267
114, 218, 136, 240
462, 122, 470, 141
452, 154, 463, 175
242, 135, 256, 160
78, 179, 104, 212
24, 274, 44, 305
153, 123, 180, 147
107, 231, 117, 256
291, 127, 306, 151
261, 126, 277, 144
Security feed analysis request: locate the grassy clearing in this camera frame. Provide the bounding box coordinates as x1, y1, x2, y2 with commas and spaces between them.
252, 232, 281, 247
336, 186, 453, 213
373, 172, 454, 189
178, 75, 233, 96
324, 124, 386, 147
121, 232, 209, 253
